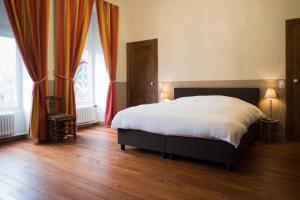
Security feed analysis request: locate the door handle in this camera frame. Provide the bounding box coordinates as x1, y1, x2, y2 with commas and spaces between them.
150, 82, 154, 86
294, 78, 299, 84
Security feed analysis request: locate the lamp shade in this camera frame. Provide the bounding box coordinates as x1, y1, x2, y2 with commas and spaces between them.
162, 92, 171, 100
264, 88, 277, 99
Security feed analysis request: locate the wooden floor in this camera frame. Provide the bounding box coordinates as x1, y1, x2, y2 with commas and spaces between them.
0, 126, 299, 200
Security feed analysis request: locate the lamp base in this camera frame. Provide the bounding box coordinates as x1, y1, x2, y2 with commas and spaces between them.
269, 99, 273, 119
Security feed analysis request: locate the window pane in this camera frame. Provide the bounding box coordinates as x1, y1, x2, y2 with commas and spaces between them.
0, 36, 17, 108
75, 54, 93, 104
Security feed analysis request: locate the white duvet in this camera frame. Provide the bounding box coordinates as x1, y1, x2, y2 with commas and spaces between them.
111, 96, 264, 148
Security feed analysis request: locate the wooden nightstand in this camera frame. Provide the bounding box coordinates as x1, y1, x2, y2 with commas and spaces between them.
259, 118, 279, 141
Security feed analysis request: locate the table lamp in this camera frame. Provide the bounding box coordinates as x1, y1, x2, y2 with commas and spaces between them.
264, 88, 277, 119
162, 92, 171, 102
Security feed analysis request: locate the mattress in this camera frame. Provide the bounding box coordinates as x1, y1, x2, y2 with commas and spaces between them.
111, 95, 264, 148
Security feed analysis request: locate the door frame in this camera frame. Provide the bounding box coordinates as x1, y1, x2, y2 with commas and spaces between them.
286, 18, 300, 140
126, 39, 158, 107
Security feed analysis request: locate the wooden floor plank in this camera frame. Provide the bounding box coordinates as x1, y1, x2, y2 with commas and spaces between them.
0, 126, 299, 200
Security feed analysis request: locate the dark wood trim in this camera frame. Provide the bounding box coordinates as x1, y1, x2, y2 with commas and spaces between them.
126, 39, 158, 107
126, 42, 130, 107
127, 39, 158, 46
0, 134, 27, 144
77, 122, 100, 130
286, 18, 300, 140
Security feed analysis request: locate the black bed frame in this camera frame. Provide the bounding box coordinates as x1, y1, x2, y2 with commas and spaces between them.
118, 88, 260, 171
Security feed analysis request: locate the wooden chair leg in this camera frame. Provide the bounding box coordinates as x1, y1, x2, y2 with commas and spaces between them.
46, 121, 49, 141
54, 121, 58, 143
73, 120, 77, 141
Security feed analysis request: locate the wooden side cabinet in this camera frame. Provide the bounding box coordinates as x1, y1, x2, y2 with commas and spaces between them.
259, 118, 279, 141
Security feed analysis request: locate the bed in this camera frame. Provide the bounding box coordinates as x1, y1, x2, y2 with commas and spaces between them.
113, 88, 261, 171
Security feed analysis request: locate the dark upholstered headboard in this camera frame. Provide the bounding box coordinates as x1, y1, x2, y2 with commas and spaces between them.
174, 88, 260, 106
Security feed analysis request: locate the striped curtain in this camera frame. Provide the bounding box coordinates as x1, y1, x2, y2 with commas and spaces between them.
55, 0, 94, 115
4, 0, 49, 141
96, 0, 119, 125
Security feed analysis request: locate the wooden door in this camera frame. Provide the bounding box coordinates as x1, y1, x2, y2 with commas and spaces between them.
127, 39, 158, 107
286, 19, 300, 141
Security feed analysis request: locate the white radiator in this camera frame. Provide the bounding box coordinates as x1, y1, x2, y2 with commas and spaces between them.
0, 113, 14, 137
76, 106, 97, 125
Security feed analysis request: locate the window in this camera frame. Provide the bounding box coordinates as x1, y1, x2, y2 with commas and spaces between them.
75, 12, 108, 108
0, 1, 30, 134
75, 50, 94, 104
74, 12, 109, 122
0, 34, 21, 109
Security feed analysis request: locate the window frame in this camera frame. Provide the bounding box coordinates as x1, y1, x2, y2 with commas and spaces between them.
0, 25, 23, 111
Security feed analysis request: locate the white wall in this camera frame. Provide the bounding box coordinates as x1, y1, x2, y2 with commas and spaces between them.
117, 0, 300, 82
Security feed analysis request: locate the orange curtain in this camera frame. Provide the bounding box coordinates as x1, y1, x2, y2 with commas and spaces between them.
4, 0, 49, 141
56, 0, 94, 115
96, 0, 119, 125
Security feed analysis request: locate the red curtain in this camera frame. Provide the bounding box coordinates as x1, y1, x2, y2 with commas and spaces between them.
55, 0, 94, 116
4, 0, 49, 141
96, 0, 119, 125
